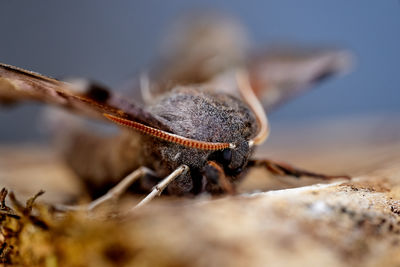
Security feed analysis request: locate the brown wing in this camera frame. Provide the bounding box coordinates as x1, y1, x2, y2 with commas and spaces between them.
148, 45, 353, 113
247, 46, 353, 111
0, 63, 171, 131
137, 12, 248, 101
144, 13, 352, 111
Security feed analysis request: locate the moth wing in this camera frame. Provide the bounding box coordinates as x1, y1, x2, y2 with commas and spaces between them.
0, 63, 171, 131
144, 12, 353, 111
247, 46, 353, 111
136, 12, 248, 103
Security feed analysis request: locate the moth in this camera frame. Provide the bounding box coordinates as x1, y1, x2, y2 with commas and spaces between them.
0, 14, 351, 209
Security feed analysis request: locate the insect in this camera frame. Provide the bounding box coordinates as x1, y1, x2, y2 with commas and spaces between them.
0, 15, 351, 210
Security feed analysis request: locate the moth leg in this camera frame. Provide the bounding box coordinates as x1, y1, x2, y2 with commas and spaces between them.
202, 161, 235, 194
55, 166, 155, 212
247, 159, 350, 180
87, 166, 156, 211
134, 165, 189, 209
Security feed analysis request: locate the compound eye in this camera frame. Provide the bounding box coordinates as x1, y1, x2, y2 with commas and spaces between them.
221, 148, 232, 164
232, 167, 242, 176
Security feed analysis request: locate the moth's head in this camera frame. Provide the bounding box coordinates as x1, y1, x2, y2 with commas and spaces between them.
196, 139, 251, 194
209, 141, 250, 175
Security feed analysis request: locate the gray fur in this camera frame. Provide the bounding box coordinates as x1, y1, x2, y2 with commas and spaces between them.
141, 86, 258, 195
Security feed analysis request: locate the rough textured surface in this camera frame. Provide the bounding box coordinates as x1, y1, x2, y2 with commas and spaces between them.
124, 175, 400, 267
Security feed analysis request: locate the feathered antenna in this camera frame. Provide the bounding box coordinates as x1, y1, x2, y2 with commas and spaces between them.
104, 113, 235, 151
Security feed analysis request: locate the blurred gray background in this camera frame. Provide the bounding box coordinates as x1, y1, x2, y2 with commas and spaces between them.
0, 0, 399, 142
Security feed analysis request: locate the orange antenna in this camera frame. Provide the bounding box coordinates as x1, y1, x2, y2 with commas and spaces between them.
236, 69, 270, 147
104, 113, 236, 151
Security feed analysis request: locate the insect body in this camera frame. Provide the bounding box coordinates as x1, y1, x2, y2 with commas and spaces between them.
0, 15, 352, 207
132, 85, 258, 195
0, 63, 348, 209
